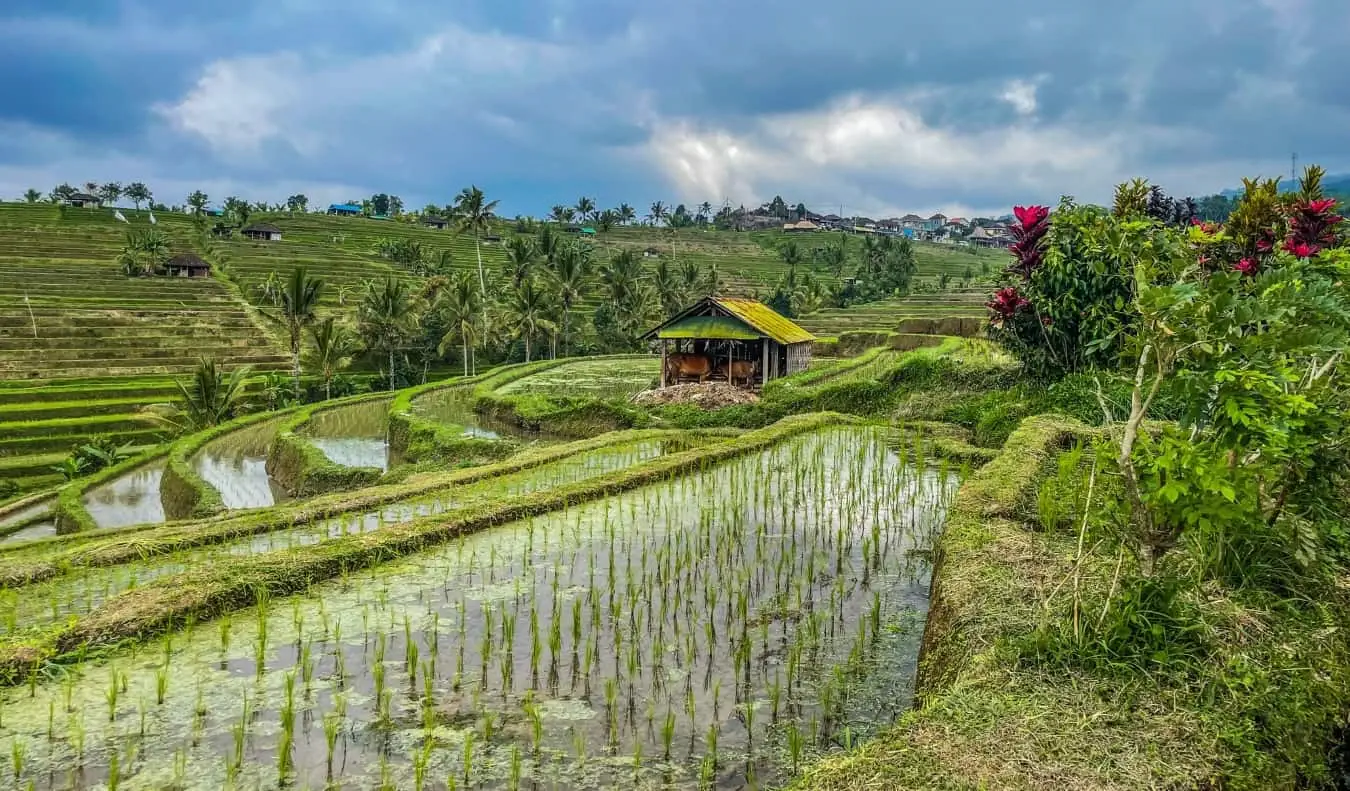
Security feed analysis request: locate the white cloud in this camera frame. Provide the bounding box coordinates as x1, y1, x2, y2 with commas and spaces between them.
154, 54, 303, 154
638, 93, 1136, 216
1000, 79, 1039, 116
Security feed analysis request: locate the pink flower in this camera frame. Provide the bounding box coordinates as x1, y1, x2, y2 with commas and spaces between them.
986, 287, 1029, 328
1234, 258, 1258, 276
1014, 205, 1050, 228
1255, 238, 1273, 253
1008, 205, 1051, 279
1307, 198, 1338, 214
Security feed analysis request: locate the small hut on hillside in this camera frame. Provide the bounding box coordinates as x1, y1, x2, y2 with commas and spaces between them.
62, 193, 102, 208
642, 297, 816, 389
242, 223, 283, 241
163, 253, 212, 278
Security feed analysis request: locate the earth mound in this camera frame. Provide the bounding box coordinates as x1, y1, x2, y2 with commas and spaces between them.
631, 382, 760, 409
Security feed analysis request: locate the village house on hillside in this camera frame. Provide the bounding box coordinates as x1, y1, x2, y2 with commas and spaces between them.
782, 220, 820, 233
242, 223, 283, 242
62, 192, 101, 208
327, 203, 362, 216
421, 215, 449, 229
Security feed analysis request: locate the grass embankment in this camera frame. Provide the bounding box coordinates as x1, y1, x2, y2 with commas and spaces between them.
0, 413, 849, 682
265, 393, 395, 497
471, 355, 656, 437
795, 415, 1350, 790
0, 428, 730, 587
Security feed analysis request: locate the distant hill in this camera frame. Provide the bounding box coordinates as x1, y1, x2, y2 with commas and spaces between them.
1218, 173, 1350, 199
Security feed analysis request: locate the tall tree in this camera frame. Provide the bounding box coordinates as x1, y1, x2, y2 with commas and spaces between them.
125, 183, 151, 210
286, 194, 309, 212
84, 182, 100, 195
504, 236, 537, 288
652, 257, 685, 318
536, 225, 561, 270
618, 203, 636, 225
50, 184, 76, 202
549, 205, 569, 224
575, 196, 596, 223
548, 244, 588, 356
223, 196, 251, 227
186, 191, 210, 215
452, 185, 499, 298
779, 240, 803, 267
305, 316, 356, 400
358, 277, 419, 390
98, 182, 122, 206
505, 278, 556, 363
266, 267, 325, 397
698, 201, 713, 225
22, 189, 40, 204
648, 201, 668, 226
435, 273, 482, 376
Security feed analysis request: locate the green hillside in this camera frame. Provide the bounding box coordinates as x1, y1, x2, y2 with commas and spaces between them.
0, 202, 1002, 494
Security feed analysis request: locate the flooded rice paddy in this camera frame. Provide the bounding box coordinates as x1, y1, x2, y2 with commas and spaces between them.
82, 461, 167, 531
411, 388, 540, 442
305, 399, 399, 472
0, 440, 678, 637
0, 498, 56, 543
191, 419, 290, 511
0, 426, 958, 790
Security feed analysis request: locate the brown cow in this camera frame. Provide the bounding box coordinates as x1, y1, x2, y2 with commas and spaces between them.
665, 353, 712, 384
714, 360, 757, 388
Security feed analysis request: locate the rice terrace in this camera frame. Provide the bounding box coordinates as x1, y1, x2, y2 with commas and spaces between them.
0, 168, 1348, 791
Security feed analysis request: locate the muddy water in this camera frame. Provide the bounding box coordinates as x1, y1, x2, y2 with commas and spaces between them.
0, 440, 679, 636
0, 427, 959, 791
81, 460, 166, 530
191, 419, 289, 510
305, 398, 399, 471
411, 386, 535, 441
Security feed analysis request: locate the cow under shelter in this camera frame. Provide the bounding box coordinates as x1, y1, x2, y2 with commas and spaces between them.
642, 296, 816, 389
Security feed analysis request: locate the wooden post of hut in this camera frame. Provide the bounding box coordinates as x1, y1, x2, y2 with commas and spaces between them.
660, 339, 668, 388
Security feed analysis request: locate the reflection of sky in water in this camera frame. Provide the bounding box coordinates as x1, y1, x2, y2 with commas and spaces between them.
0, 499, 52, 529
309, 438, 391, 471
82, 461, 166, 529
0, 522, 56, 543
191, 420, 289, 510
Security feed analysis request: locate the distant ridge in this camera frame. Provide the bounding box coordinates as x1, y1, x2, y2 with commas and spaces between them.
1218, 172, 1350, 198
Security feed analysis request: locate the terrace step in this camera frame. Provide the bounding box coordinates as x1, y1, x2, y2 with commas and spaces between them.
0, 427, 168, 457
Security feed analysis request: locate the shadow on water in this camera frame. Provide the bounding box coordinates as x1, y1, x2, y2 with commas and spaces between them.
0, 426, 962, 790
304, 398, 400, 472
82, 461, 167, 530
192, 419, 291, 510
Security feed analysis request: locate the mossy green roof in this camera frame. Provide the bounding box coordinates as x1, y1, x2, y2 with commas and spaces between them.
713, 298, 817, 344
642, 296, 817, 345
655, 315, 763, 340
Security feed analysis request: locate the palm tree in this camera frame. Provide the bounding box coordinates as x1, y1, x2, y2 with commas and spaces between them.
548, 245, 588, 356
648, 201, 668, 226
436, 273, 482, 377
452, 185, 499, 298
698, 201, 713, 224
23, 189, 41, 204
175, 358, 250, 430
266, 267, 325, 398
505, 278, 557, 363
618, 203, 636, 225
536, 225, 561, 270
779, 240, 803, 267
549, 205, 569, 225
575, 196, 596, 223
504, 236, 537, 288
358, 277, 419, 390
652, 258, 685, 318
305, 316, 357, 400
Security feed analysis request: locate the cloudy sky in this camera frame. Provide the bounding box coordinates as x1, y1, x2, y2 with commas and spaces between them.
1, 0, 1345, 218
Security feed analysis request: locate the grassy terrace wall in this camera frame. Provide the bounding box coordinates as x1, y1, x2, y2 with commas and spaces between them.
386, 368, 512, 463
469, 354, 655, 437
794, 414, 1350, 790
265, 392, 395, 497
0, 412, 848, 681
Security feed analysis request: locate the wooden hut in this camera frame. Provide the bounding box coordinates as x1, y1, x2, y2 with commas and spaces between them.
642, 297, 816, 389
163, 253, 212, 278
241, 222, 283, 241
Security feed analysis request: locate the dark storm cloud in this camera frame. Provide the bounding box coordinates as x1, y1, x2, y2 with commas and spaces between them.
0, 0, 1347, 215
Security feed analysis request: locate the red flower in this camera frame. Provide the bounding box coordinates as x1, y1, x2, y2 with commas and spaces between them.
1284, 239, 1319, 258
1255, 238, 1273, 253
1190, 217, 1203, 226
986, 287, 1029, 328
1307, 198, 1338, 214
1008, 205, 1051, 279
1234, 258, 1258, 276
